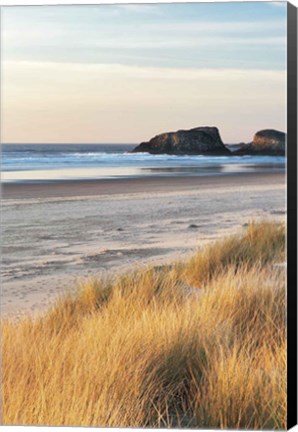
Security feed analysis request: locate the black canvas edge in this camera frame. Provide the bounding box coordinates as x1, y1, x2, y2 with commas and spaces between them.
287, 1, 298, 430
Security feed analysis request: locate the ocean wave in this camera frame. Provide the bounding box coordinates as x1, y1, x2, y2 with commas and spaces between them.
2, 145, 286, 178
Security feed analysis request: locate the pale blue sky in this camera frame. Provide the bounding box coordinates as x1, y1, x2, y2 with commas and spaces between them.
2, 2, 287, 143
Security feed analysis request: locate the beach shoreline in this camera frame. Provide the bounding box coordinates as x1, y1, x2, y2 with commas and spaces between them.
2, 170, 285, 200
2, 171, 286, 317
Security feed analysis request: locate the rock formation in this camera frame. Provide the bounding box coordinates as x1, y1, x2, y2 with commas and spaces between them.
235, 129, 286, 156
131, 127, 231, 155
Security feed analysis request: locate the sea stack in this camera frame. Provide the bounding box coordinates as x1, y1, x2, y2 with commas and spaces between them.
131, 126, 231, 155
235, 129, 286, 156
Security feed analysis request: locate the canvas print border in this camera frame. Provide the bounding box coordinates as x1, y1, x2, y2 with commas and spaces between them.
1, 1, 297, 429
287, 2, 298, 429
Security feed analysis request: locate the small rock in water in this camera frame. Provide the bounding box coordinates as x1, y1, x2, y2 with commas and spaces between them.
188, 224, 199, 229
235, 129, 286, 155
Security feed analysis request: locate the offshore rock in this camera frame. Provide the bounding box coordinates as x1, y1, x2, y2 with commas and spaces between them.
131, 127, 231, 155
235, 129, 286, 155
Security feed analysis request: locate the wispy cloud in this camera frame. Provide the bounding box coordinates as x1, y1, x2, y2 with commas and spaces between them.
83, 36, 286, 50
3, 19, 286, 43
2, 3, 286, 72
268, 1, 287, 7
3, 60, 286, 80
144, 19, 286, 33
1, 3, 287, 143
117, 4, 163, 15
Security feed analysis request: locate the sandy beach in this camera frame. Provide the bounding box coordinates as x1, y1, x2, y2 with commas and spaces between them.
2, 171, 286, 317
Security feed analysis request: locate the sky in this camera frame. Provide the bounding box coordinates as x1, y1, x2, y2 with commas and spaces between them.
1, 2, 287, 144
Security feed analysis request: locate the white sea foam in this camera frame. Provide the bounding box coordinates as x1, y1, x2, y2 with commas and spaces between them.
2, 144, 285, 182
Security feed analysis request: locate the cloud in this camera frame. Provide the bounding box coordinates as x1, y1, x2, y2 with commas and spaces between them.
3, 60, 286, 82
84, 36, 286, 50
2, 5, 286, 72
3, 26, 286, 52
3, 18, 286, 44
116, 4, 162, 14
268, 1, 287, 6
144, 19, 286, 33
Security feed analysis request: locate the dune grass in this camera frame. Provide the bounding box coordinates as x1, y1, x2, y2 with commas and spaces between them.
1, 221, 286, 428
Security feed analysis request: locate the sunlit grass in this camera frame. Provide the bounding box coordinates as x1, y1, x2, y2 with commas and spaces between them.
1, 221, 286, 428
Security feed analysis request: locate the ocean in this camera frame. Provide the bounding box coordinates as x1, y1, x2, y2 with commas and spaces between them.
2, 144, 286, 183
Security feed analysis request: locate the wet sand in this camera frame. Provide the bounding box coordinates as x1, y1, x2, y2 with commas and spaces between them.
3, 171, 285, 199
1, 171, 286, 317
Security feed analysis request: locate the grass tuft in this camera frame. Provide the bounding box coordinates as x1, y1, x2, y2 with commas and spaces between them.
1, 221, 286, 428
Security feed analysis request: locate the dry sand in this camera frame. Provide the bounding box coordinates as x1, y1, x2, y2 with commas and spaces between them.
1, 172, 286, 317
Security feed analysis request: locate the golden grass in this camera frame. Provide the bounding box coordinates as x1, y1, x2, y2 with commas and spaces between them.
1, 221, 286, 428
